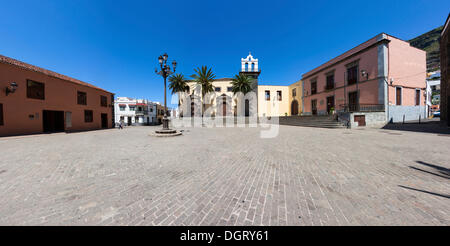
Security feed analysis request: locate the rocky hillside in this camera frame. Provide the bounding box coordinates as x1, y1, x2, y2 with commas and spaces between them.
409, 26, 443, 72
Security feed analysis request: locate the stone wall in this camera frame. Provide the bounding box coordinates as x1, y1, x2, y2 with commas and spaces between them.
388, 105, 426, 123
349, 112, 386, 128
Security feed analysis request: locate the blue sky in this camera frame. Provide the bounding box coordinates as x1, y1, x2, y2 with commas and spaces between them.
1, 0, 449, 107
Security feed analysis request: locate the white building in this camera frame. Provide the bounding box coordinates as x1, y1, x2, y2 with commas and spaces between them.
114, 97, 157, 126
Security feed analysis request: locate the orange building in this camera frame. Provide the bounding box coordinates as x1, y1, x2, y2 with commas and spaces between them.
0, 54, 114, 136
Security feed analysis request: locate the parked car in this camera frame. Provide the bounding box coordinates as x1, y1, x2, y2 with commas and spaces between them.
433, 110, 440, 117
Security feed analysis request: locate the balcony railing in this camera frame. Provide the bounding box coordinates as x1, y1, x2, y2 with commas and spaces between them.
135, 110, 148, 115
338, 104, 385, 112
324, 84, 335, 91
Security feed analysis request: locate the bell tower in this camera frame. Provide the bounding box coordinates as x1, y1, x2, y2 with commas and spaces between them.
239, 52, 260, 91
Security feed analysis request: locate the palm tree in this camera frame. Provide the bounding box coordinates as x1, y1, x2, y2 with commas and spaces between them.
231, 74, 254, 117
169, 73, 189, 115
230, 74, 253, 95
190, 66, 215, 117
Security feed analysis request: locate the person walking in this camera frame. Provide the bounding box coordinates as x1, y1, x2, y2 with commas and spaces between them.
119, 119, 124, 129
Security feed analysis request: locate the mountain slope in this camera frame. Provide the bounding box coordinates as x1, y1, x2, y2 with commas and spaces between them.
408, 26, 443, 72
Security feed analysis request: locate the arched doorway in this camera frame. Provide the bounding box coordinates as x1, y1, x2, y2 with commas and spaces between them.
217, 94, 231, 116
245, 99, 250, 117
222, 101, 227, 116
291, 100, 299, 115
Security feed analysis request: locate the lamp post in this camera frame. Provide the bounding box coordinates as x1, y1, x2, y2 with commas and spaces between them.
155, 53, 177, 131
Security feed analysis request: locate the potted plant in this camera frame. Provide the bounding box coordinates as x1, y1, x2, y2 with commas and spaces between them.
329, 107, 335, 115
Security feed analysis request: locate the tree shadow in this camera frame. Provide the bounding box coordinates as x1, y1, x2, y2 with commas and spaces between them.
381, 121, 450, 135
409, 166, 450, 180
398, 185, 450, 199
416, 161, 450, 176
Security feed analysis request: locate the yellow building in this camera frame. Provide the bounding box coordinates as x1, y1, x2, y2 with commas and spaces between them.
257, 85, 290, 116
288, 80, 302, 115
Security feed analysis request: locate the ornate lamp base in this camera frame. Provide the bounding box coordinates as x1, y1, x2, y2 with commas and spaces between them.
162, 117, 170, 130
152, 117, 182, 137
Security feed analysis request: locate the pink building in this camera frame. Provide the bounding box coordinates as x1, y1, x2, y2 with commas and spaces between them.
302, 33, 426, 127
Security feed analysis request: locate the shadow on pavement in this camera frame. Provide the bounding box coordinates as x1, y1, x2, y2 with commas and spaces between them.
409, 166, 450, 180
408, 161, 450, 180
416, 161, 450, 176
398, 185, 450, 199
382, 120, 450, 135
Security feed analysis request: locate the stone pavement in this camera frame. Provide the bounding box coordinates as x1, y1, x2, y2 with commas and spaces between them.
0, 125, 449, 225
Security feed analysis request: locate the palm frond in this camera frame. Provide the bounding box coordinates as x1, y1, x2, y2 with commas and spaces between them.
231, 74, 253, 95
168, 73, 188, 95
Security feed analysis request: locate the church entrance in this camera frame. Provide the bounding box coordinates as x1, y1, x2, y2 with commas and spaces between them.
222, 101, 227, 116
291, 100, 299, 115
245, 99, 250, 117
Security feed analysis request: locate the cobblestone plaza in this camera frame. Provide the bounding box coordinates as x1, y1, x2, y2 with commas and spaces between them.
0, 125, 448, 225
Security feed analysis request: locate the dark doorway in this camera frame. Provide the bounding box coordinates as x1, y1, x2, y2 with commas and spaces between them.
245, 99, 250, 117
448, 96, 450, 126
191, 102, 195, 117
326, 96, 335, 114
348, 91, 358, 111
43, 110, 64, 133
396, 87, 402, 105
127, 116, 132, 126
291, 100, 299, 115
101, 113, 108, 128
222, 101, 227, 116
311, 99, 317, 115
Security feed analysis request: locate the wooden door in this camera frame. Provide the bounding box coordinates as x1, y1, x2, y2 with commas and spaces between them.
222, 102, 227, 116
311, 99, 317, 115
326, 96, 334, 114
291, 100, 298, 115
348, 91, 358, 111
101, 113, 108, 128
396, 87, 402, 105
354, 115, 366, 126
43, 110, 64, 132
245, 99, 250, 117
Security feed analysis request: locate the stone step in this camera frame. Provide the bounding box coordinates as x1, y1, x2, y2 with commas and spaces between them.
277, 115, 347, 129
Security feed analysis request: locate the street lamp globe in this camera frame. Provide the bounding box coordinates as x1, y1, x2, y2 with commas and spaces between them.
172, 60, 177, 71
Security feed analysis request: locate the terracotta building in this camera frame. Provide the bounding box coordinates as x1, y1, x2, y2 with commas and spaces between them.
302, 33, 426, 127
0, 54, 114, 136
441, 14, 450, 126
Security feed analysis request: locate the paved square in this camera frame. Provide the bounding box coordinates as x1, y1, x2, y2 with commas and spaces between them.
0, 125, 449, 225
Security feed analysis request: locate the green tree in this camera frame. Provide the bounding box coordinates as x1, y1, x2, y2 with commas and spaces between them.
191, 66, 215, 117
230, 74, 253, 95
168, 73, 189, 112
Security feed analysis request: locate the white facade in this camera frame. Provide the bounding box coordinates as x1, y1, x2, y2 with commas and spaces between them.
114, 97, 157, 126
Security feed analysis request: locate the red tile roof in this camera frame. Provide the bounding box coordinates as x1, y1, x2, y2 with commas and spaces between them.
0, 54, 113, 94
